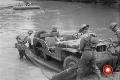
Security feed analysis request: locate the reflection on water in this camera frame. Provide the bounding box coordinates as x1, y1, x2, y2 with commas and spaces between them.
14, 11, 35, 31
0, 10, 35, 34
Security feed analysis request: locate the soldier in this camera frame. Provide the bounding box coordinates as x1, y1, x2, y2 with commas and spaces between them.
51, 26, 60, 36
78, 24, 90, 34
76, 33, 100, 80
109, 22, 120, 71
16, 30, 33, 59
109, 22, 120, 46
50, 26, 62, 42
73, 24, 90, 39
50, 33, 100, 80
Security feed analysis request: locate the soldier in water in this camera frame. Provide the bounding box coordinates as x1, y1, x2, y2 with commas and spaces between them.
16, 30, 34, 59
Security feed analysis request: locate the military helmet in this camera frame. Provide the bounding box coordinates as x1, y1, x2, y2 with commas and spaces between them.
79, 24, 89, 32
109, 22, 118, 30
89, 32, 97, 37
81, 24, 89, 29
28, 30, 33, 34
52, 26, 58, 32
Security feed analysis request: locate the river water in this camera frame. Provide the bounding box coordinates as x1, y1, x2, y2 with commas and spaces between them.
0, 0, 120, 80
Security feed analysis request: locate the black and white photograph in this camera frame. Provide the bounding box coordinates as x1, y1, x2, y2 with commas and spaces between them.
0, 0, 120, 80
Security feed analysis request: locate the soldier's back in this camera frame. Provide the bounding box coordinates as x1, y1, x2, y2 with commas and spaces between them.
16, 33, 29, 43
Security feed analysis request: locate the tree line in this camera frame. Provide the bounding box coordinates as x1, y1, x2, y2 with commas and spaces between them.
58, 0, 120, 8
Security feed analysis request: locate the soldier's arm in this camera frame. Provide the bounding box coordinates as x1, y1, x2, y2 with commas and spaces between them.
111, 30, 120, 47
16, 34, 22, 42
79, 37, 87, 51
90, 37, 99, 48
116, 30, 120, 43
57, 32, 61, 37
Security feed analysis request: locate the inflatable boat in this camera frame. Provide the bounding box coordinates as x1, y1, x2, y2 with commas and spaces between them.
13, 5, 40, 10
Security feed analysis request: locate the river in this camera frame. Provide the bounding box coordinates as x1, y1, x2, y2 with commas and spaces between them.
0, 0, 120, 80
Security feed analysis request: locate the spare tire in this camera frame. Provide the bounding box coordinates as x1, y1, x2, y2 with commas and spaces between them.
63, 56, 79, 70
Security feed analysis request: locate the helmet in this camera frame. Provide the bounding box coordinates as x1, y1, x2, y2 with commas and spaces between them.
28, 30, 33, 34
52, 26, 58, 32
89, 32, 97, 37
109, 22, 118, 30
79, 24, 89, 32
81, 24, 89, 29
79, 24, 89, 33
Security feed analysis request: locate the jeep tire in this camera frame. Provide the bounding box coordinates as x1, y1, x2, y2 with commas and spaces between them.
63, 56, 79, 70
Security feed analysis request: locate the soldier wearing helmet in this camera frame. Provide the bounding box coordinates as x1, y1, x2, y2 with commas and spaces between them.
109, 22, 120, 71
51, 26, 60, 36
79, 24, 89, 34
28, 30, 33, 35
50, 32, 100, 80
109, 22, 120, 45
16, 30, 33, 45
73, 24, 90, 39
51, 26, 58, 32
76, 32, 100, 80
16, 30, 34, 59
50, 26, 61, 41
109, 22, 119, 32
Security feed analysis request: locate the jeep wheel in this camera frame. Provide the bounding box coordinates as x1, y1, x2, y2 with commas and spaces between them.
63, 56, 79, 70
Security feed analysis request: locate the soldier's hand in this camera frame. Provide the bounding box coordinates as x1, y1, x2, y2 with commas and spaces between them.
66, 68, 70, 72
78, 49, 83, 53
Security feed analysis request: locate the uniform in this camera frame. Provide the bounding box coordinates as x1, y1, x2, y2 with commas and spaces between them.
109, 22, 120, 44
109, 22, 120, 70
50, 33, 99, 80
114, 29, 120, 45
73, 24, 90, 39
16, 30, 33, 59
16, 33, 29, 44
50, 26, 61, 42
76, 33, 100, 80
